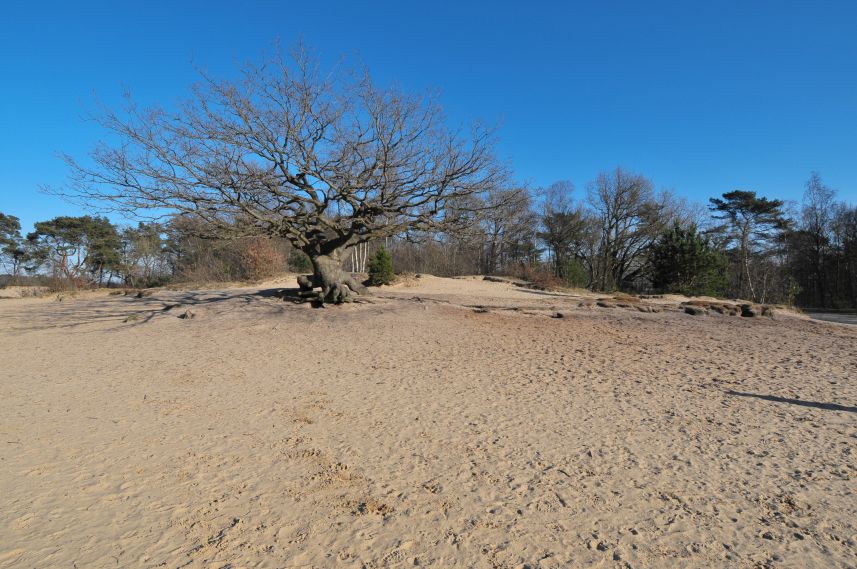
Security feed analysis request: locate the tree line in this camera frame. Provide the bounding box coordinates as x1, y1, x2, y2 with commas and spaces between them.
0, 213, 309, 289
3, 45, 855, 307
3, 168, 855, 308
386, 168, 857, 309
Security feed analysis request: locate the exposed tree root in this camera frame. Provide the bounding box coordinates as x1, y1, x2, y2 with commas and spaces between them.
298, 253, 368, 305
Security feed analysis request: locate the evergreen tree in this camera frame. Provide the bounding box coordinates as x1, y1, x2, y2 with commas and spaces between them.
0, 213, 27, 279
709, 190, 789, 301
26, 216, 121, 284
649, 223, 726, 296
367, 246, 395, 286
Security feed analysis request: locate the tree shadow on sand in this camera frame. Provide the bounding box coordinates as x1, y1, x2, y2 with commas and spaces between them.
725, 390, 857, 413
1, 287, 326, 333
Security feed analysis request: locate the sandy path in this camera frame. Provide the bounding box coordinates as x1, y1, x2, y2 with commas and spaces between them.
1, 277, 855, 568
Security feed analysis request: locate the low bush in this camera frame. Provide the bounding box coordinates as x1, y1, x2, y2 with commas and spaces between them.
367, 246, 395, 286
240, 238, 284, 280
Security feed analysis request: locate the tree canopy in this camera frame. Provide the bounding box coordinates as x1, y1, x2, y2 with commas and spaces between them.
0, 213, 27, 278
26, 215, 121, 283
60, 46, 504, 303
709, 190, 789, 301
649, 222, 726, 296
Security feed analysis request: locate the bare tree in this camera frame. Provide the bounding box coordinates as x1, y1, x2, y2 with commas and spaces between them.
349, 242, 369, 274
800, 172, 836, 305
120, 222, 169, 287
479, 186, 534, 274
587, 168, 673, 291
832, 204, 857, 306
537, 181, 589, 281
59, 46, 503, 303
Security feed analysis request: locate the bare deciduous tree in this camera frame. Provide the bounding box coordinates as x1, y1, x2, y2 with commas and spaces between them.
800, 172, 836, 305
587, 168, 674, 291
349, 242, 369, 274
479, 186, 534, 274
59, 46, 503, 303
832, 204, 857, 306
537, 181, 589, 280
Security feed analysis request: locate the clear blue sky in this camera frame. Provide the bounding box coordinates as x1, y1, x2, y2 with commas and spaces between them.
2, 0, 856, 234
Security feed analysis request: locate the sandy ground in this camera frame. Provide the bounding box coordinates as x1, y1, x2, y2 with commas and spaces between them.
1, 276, 855, 568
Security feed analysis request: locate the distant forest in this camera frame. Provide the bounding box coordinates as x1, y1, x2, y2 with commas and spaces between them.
2, 169, 855, 309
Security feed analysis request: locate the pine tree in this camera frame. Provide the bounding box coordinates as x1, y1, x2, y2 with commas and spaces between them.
649, 223, 726, 296
367, 246, 395, 286
709, 190, 789, 301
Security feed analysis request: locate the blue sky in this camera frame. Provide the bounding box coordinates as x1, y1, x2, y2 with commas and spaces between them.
2, 0, 856, 233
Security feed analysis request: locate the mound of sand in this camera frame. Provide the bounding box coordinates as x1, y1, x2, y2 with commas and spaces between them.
0, 286, 50, 299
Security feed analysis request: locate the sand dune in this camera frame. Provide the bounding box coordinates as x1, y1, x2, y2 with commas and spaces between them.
1, 276, 855, 568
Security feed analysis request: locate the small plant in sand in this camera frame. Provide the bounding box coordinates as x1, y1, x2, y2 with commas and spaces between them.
367, 246, 395, 286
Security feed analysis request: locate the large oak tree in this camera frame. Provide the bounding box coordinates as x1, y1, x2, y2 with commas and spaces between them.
61, 47, 503, 303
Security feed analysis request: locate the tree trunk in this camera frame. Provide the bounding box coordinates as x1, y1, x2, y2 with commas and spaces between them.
297, 249, 368, 304
743, 251, 757, 302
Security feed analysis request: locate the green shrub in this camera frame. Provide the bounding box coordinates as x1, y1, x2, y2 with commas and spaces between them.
649, 222, 726, 296
367, 246, 395, 285
289, 249, 312, 273
563, 259, 588, 288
